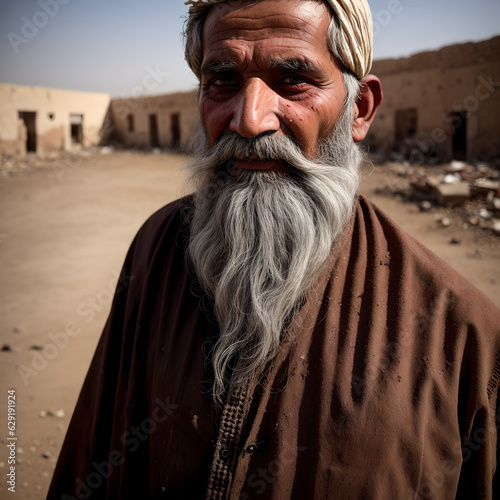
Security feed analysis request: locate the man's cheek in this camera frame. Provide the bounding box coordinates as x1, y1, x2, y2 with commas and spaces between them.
199, 98, 231, 145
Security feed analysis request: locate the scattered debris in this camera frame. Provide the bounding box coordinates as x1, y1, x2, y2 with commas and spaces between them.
443, 173, 461, 184
419, 200, 432, 212
39, 409, 65, 419
1, 147, 156, 177
445, 160, 466, 173
373, 159, 500, 237
472, 179, 500, 196
478, 208, 493, 220
467, 249, 483, 259
433, 183, 470, 206
54, 409, 65, 419
30, 345, 44, 351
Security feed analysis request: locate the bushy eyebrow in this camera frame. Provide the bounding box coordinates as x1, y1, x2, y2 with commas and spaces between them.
200, 58, 321, 78
201, 61, 239, 76
268, 59, 318, 74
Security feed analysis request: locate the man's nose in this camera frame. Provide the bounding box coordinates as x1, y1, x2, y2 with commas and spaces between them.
229, 79, 280, 138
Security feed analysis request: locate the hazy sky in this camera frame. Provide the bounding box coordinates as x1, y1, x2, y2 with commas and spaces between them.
1, 0, 499, 97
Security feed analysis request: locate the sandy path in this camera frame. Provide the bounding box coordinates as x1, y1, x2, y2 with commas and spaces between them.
0, 152, 498, 499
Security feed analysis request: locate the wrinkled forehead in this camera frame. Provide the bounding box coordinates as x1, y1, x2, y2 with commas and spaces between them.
187, 0, 373, 78
203, 0, 330, 43
201, 0, 332, 68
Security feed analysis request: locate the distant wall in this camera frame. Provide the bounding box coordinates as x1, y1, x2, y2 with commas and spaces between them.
0, 83, 110, 157
110, 91, 199, 152
368, 36, 500, 163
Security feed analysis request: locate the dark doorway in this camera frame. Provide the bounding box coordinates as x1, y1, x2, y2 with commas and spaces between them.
127, 114, 134, 132
450, 111, 467, 160
70, 114, 83, 144
149, 114, 160, 148
395, 108, 417, 142
170, 113, 181, 149
18, 111, 37, 152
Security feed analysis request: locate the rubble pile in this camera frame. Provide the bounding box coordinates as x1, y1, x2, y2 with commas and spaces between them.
373, 160, 500, 237
0, 150, 96, 177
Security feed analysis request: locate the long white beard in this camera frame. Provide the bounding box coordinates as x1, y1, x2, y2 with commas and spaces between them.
186, 108, 362, 404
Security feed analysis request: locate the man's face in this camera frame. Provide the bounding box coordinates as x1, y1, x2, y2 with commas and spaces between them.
199, 0, 348, 172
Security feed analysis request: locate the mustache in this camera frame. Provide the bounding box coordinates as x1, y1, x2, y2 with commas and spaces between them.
213, 132, 302, 159
191, 131, 318, 177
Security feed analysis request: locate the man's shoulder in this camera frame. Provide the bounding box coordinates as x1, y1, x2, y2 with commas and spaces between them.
125, 194, 194, 270
356, 195, 500, 321
135, 194, 193, 242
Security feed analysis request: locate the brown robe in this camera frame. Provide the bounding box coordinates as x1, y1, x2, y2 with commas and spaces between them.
47, 195, 500, 500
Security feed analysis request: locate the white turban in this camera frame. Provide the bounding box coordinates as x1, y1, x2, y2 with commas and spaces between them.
184, 0, 373, 78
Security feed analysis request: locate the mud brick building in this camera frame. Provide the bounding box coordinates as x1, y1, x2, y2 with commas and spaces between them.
0, 83, 110, 157
107, 91, 199, 152
368, 35, 500, 163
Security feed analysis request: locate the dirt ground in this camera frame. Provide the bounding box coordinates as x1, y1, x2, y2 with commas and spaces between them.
0, 151, 499, 499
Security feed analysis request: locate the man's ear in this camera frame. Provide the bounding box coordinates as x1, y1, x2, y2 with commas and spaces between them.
352, 74, 383, 143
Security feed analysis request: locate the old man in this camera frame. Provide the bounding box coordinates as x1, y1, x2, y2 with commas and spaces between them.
49, 0, 500, 498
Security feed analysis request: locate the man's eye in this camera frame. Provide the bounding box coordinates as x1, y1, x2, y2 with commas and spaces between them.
211, 77, 237, 88
279, 76, 306, 86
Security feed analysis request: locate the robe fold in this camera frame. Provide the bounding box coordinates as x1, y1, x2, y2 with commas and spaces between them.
48, 195, 500, 500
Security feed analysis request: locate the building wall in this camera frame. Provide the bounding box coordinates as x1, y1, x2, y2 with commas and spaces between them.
369, 36, 500, 162
110, 91, 199, 152
0, 83, 110, 157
